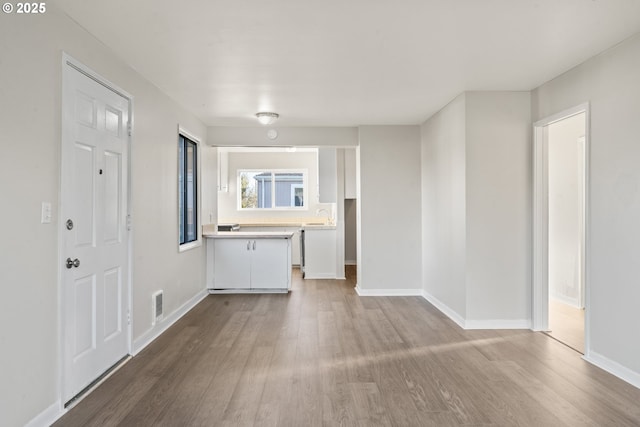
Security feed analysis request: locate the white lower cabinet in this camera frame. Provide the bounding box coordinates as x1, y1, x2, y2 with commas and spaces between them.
212, 239, 251, 289
209, 237, 292, 291
303, 228, 337, 279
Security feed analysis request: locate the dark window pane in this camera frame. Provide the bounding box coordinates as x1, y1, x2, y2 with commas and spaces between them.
179, 135, 197, 245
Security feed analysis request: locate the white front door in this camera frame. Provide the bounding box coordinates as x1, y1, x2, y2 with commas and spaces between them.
61, 60, 130, 403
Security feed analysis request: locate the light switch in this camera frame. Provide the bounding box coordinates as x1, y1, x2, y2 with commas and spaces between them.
41, 202, 52, 224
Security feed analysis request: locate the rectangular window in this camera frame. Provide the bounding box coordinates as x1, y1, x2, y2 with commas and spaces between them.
238, 170, 307, 210
179, 134, 198, 246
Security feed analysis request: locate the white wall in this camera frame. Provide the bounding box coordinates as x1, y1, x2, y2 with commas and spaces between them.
0, 5, 212, 426
548, 113, 585, 307
421, 94, 468, 317
464, 92, 531, 323
421, 92, 531, 326
208, 126, 358, 147
532, 33, 640, 377
217, 150, 325, 221
358, 126, 422, 292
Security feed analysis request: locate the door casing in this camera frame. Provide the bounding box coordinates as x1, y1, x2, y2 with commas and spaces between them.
532, 102, 590, 356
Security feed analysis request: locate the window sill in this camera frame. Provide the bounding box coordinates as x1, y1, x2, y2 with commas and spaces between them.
178, 239, 202, 253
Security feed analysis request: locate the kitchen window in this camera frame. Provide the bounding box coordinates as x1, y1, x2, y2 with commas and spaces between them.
178, 132, 199, 249
238, 169, 307, 210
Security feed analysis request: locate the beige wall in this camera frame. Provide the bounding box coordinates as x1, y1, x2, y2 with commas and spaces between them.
533, 33, 640, 379
421, 93, 468, 318
464, 91, 531, 323
357, 126, 423, 291
0, 5, 212, 425
421, 92, 531, 326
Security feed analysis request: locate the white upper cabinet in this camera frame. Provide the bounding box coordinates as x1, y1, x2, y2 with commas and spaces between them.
344, 148, 356, 199
318, 147, 337, 203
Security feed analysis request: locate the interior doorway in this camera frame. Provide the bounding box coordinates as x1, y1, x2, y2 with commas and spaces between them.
532, 104, 589, 355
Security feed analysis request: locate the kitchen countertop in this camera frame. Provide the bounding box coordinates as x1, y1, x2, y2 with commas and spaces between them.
203, 231, 295, 239
218, 217, 332, 227
301, 225, 336, 230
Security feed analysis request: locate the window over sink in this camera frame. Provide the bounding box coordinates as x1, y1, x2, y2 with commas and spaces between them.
238, 169, 308, 210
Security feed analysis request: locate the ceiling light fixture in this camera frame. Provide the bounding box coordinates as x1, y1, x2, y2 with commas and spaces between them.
256, 112, 279, 125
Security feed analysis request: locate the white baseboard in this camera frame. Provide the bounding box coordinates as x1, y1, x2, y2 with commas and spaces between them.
354, 285, 423, 296
550, 292, 582, 309
421, 291, 530, 330
421, 291, 466, 328
133, 289, 208, 355
345, 260, 357, 265
464, 319, 531, 329
304, 273, 338, 279
583, 351, 640, 390
25, 400, 62, 427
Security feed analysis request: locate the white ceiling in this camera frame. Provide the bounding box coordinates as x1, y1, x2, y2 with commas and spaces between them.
52, 0, 640, 127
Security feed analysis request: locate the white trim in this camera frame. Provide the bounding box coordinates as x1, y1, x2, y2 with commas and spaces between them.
532, 102, 590, 359
208, 288, 288, 294
178, 126, 203, 252
25, 401, 63, 427
532, 123, 549, 331
132, 289, 208, 355
354, 285, 423, 296
421, 291, 530, 330
421, 291, 466, 329
584, 351, 640, 390
464, 319, 531, 330
549, 292, 581, 309
305, 273, 339, 280
345, 260, 357, 265
178, 239, 202, 252
59, 52, 134, 405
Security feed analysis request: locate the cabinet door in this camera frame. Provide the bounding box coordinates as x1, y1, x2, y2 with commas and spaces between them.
250, 239, 290, 289
213, 239, 251, 289
303, 229, 337, 279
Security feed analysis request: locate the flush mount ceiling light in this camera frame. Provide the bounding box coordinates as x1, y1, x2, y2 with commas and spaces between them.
256, 112, 279, 125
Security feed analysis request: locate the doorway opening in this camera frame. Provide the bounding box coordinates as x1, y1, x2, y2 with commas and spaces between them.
532, 104, 589, 355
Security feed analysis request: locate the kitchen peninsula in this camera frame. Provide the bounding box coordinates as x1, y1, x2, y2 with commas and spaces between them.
204, 230, 294, 293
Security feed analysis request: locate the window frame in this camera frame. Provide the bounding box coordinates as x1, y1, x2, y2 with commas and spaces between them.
178, 128, 201, 252
237, 169, 308, 211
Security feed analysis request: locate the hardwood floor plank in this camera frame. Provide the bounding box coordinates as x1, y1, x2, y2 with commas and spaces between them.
54, 268, 640, 427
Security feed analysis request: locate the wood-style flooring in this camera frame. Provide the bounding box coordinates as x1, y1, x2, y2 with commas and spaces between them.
548, 299, 585, 354
55, 267, 640, 426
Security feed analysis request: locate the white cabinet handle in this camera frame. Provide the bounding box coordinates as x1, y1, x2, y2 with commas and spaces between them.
253, 240, 256, 250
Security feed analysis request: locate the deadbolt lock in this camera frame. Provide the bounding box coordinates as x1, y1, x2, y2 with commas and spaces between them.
66, 219, 74, 230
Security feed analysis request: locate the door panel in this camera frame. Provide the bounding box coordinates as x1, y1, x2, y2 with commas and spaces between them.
73, 143, 96, 247
103, 267, 121, 340
213, 239, 251, 289
103, 151, 121, 243
73, 274, 96, 359
251, 239, 289, 289
62, 62, 129, 402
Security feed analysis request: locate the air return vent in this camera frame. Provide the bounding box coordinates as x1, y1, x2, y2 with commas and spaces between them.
152, 290, 164, 325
